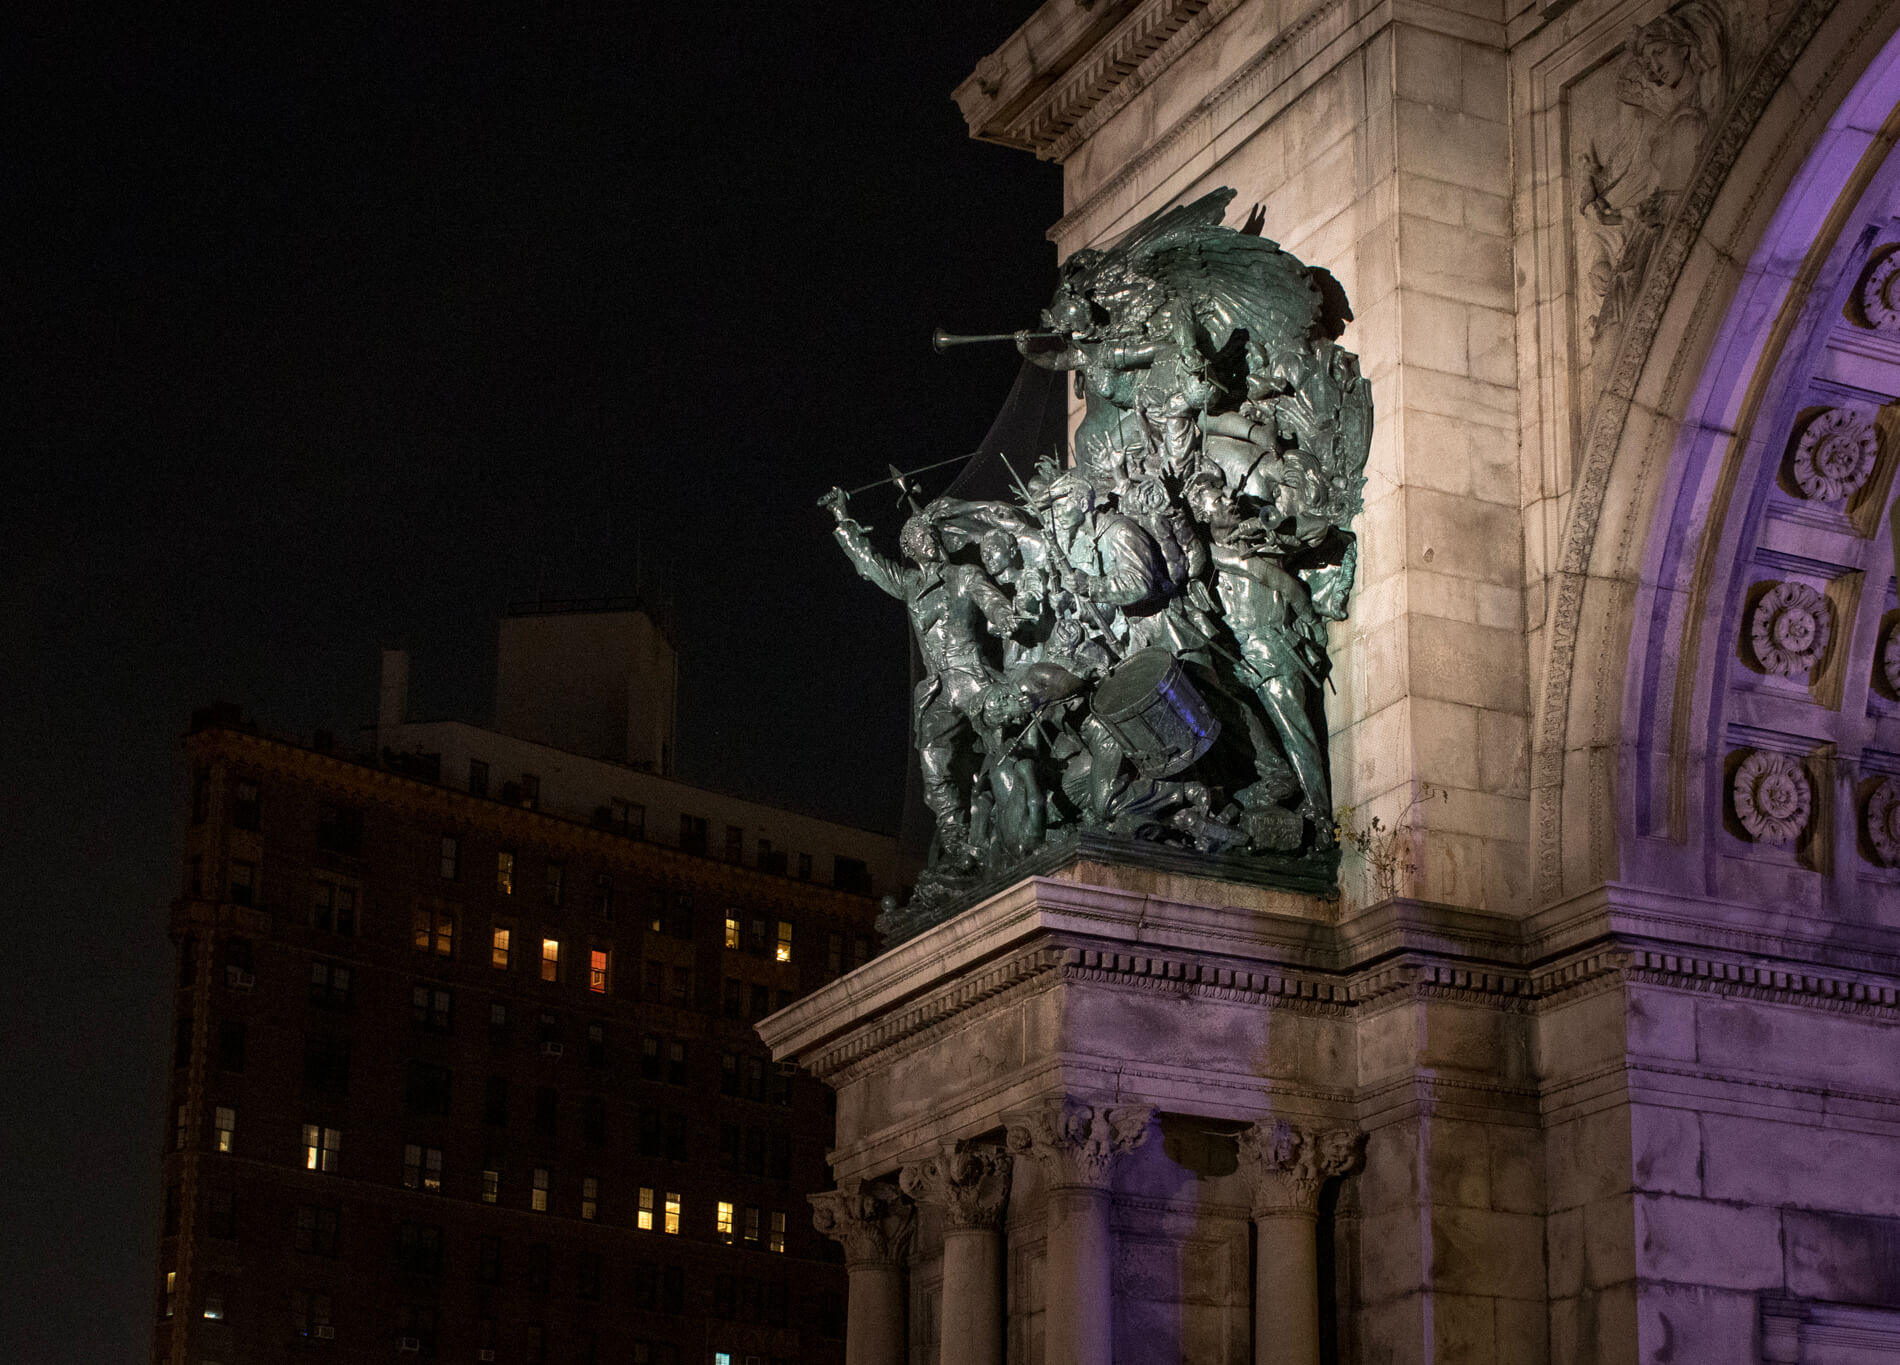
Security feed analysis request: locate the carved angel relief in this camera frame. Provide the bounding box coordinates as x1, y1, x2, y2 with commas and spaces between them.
1731, 749, 1811, 844
1572, 1, 1732, 395
1748, 581, 1831, 677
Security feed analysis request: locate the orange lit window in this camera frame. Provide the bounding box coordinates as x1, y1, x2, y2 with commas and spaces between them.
491, 928, 511, 970
541, 938, 560, 982
589, 949, 609, 994
637, 1186, 655, 1231
412, 907, 453, 957
775, 920, 793, 963
496, 851, 514, 895
724, 916, 740, 948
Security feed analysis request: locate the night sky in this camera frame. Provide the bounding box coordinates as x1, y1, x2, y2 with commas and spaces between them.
4, 7, 1058, 1356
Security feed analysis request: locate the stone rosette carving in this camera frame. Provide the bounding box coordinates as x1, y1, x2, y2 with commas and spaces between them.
1861, 250, 1900, 331
1866, 778, 1900, 865
1236, 1119, 1364, 1215
809, 1178, 913, 1266
1003, 1097, 1151, 1190
1749, 580, 1831, 676
1788, 407, 1877, 502
1731, 749, 1811, 844
898, 1145, 1013, 1230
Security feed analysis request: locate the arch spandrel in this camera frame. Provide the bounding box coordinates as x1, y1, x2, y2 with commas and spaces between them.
1543, 0, 1900, 922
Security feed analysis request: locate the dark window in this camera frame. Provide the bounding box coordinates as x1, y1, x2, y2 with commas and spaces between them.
667, 1040, 686, 1085
294, 1205, 339, 1257
641, 1035, 662, 1081
757, 838, 787, 875
527, 1324, 547, 1364
583, 1096, 606, 1145
679, 815, 707, 856
397, 1221, 444, 1274
316, 803, 363, 856
534, 1086, 557, 1137
163, 1184, 180, 1238
302, 1038, 350, 1095
593, 873, 614, 920
833, 856, 871, 895
398, 1304, 438, 1356
468, 759, 489, 797
411, 985, 452, 1031
477, 1235, 501, 1283
714, 1274, 735, 1319
311, 881, 356, 935
818, 1291, 845, 1338
719, 1052, 739, 1097
637, 1108, 663, 1157
177, 936, 196, 988
661, 1265, 684, 1314
750, 984, 771, 1020
208, 1188, 235, 1240
725, 825, 744, 863
191, 767, 210, 825
828, 933, 843, 976
173, 1016, 192, 1069
232, 780, 260, 831
632, 1262, 658, 1312
743, 1129, 766, 1177
519, 773, 539, 809
586, 1022, 605, 1067
670, 965, 692, 1003
537, 1011, 560, 1046
309, 960, 352, 1008
217, 1020, 246, 1072
797, 852, 813, 881
228, 859, 255, 907
578, 1251, 602, 1302
545, 862, 564, 908
611, 798, 644, 838
484, 1075, 508, 1127
405, 1062, 452, 1114
718, 1124, 739, 1170
663, 1112, 686, 1162
722, 978, 742, 1020
527, 1243, 549, 1293
642, 960, 663, 1002
770, 1133, 792, 1181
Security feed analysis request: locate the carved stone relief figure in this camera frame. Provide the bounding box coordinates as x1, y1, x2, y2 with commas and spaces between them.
1573, 1, 1730, 396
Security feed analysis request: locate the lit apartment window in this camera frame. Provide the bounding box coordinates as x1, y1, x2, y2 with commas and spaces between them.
302, 1123, 340, 1172
664, 1192, 682, 1235
214, 1106, 236, 1153
545, 862, 563, 907
541, 938, 560, 982
531, 1167, 549, 1213
589, 948, 609, 994
229, 859, 256, 907
491, 927, 511, 969
724, 915, 740, 949
412, 907, 454, 956
482, 1168, 500, 1204
715, 1200, 735, 1243
776, 920, 793, 963
637, 1186, 655, 1231
496, 851, 514, 895
163, 1270, 176, 1318
202, 1290, 224, 1320
743, 1205, 761, 1243
769, 1210, 787, 1253
440, 835, 458, 879
468, 758, 489, 797
403, 1144, 443, 1192
581, 1176, 599, 1221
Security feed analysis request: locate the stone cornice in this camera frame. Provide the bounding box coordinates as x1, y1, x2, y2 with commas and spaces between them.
768, 875, 1900, 1085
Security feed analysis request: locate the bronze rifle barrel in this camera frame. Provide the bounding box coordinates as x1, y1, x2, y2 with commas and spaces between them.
931, 328, 1060, 353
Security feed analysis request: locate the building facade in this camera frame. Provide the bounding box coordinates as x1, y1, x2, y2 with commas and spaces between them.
155, 611, 900, 1365
766, 2, 1900, 1363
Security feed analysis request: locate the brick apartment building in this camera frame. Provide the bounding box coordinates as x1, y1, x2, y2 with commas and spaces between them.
155, 603, 903, 1364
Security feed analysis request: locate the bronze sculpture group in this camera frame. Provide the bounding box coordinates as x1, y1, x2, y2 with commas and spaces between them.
822, 189, 1371, 922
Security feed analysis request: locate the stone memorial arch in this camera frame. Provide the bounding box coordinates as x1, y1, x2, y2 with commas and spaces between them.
765, 2, 1900, 1361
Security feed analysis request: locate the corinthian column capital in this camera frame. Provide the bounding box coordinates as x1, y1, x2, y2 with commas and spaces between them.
900, 1144, 1014, 1231
1003, 1095, 1152, 1191
810, 1178, 913, 1266
1237, 1119, 1364, 1216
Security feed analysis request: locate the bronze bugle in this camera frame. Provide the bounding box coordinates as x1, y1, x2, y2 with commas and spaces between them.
931, 328, 1061, 353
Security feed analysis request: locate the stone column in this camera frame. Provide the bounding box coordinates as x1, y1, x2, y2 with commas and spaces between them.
900, 1146, 1013, 1365
1003, 1097, 1152, 1365
811, 1178, 914, 1365
1236, 1120, 1364, 1365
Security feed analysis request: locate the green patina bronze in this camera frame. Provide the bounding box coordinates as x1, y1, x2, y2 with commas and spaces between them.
822, 189, 1372, 935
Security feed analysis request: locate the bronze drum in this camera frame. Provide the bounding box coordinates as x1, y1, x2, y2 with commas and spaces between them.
1090, 648, 1220, 778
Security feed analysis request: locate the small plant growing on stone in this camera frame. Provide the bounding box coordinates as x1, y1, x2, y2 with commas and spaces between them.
1333, 784, 1445, 904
